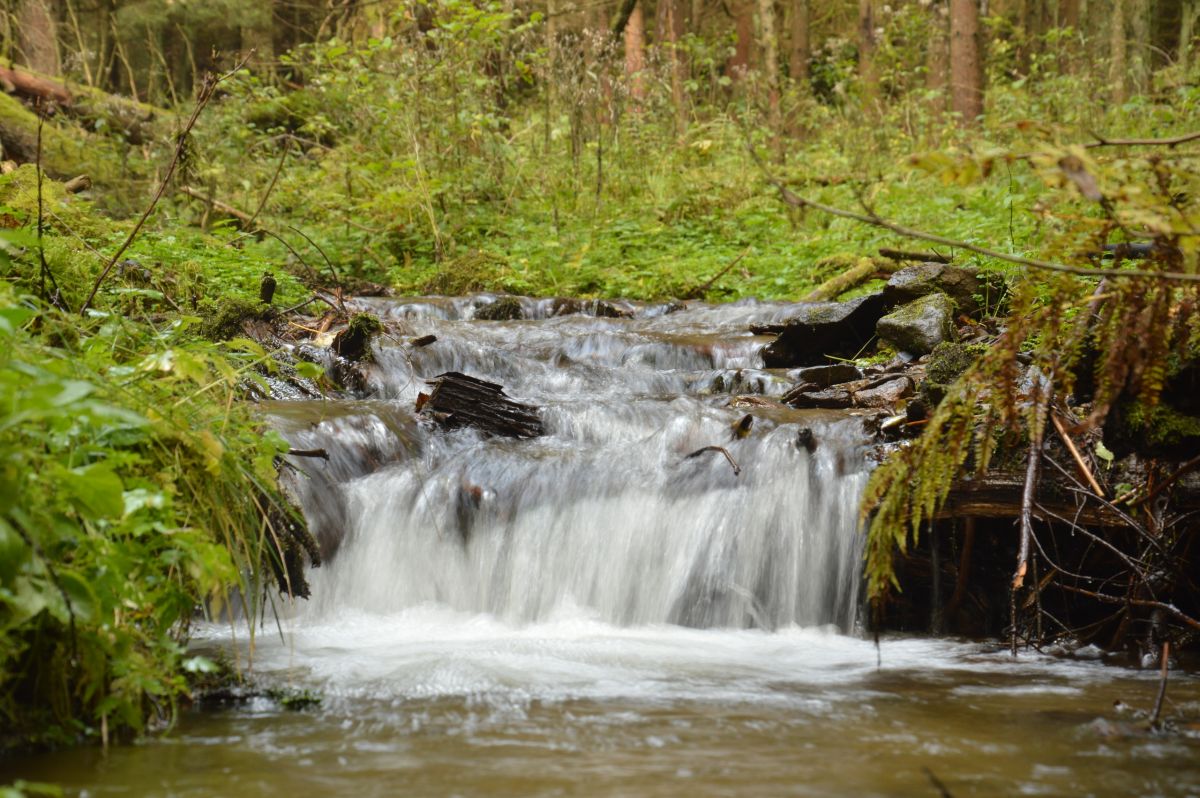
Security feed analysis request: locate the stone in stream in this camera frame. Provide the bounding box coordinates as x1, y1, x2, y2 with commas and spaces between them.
853, 376, 913, 408
759, 293, 887, 368
785, 387, 854, 409
876, 293, 956, 356
883, 262, 1000, 314
476, 296, 525, 320
791, 363, 863, 387
419, 371, 544, 439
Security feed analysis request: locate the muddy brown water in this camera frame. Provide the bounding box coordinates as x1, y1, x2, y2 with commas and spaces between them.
6, 296, 1198, 796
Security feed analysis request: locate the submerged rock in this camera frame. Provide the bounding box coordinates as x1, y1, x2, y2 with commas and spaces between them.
476, 296, 525, 321
760, 293, 887, 368
876, 293, 956, 356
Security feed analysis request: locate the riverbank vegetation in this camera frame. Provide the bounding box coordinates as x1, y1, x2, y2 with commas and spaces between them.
0, 0, 1198, 752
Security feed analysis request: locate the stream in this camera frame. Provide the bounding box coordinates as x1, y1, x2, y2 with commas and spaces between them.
8, 295, 1200, 796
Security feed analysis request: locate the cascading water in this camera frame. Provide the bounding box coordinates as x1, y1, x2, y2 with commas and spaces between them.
12, 295, 1200, 797
273, 295, 871, 632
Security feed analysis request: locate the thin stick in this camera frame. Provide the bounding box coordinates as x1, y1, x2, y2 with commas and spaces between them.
1150, 641, 1170, 728
81, 60, 247, 314
1050, 412, 1105, 497
687, 245, 752, 298
286, 225, 343, 289
246, 138, 290, 230
1012, 375, 1050, 655
684, 445, 742, 476
1055, 585, 1200, 632
1085, 130, 1200, 148
746, 144, 1200, 285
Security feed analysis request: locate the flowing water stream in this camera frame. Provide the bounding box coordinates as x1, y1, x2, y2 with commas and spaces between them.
8, 296, 1200, 796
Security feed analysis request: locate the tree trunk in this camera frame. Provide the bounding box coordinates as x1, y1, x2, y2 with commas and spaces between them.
663, 0, 689, 133
624, 0, 646, 102
17, 0, 61, 76
758, 0, 781, 130
789, 0, 809, 83
1182, 1, 1199, 78
1110, 0, 1127, 104
949, 0, 984, 125
926, 1, 949, 113
1128, 0, 1150, 95
729, 0, 755, 79
858, 0, 879, 105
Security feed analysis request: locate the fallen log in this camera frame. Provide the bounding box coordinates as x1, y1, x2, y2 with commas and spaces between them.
420, 372, 544, 439
0, 66, 72, 106
878, 248, 953, 263
803, 257, 900, 302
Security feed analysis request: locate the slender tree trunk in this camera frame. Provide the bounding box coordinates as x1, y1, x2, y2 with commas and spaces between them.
789, 0, 809, 83
1128, 0, 1150, 95
759, 0, 781, 130
730, 0, 755, 79
926, 0, 949, 113
949, 0, 984, 125
624, 0, 646, 102
1182, 1, 1199, 78
858, 0, 879, 105
664, 0, 689, 133
17, 0, 60, 75
1110, 0, 1127, 103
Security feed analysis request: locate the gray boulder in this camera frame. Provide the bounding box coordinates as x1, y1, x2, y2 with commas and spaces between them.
876, 293, 956, 355
760, 293, 886, 368
884, 262, 1001, 314
790, 363, 863, 387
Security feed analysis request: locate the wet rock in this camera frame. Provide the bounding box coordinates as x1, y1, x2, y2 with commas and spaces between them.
785, 387, 853, 409
760, 293, 887, 368
853, 376, 913, 408
592, 300, 635, 319
410, 334, 438, 347
792, 363, 863, 387
795, 427, 816, 452
331, 312, 383, 362
476, 296, 525, 321
883, 262, 1000, 314
550, 297, 584, 316
876, 293, 956, 356
920, 340, 984, 405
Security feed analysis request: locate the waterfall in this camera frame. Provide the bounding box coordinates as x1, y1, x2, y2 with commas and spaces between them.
272, 296, 871, 632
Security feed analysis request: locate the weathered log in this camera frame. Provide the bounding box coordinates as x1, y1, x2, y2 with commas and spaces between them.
803, 257, 899, 301
0, 66, 72, 106
420, 372, 544, 439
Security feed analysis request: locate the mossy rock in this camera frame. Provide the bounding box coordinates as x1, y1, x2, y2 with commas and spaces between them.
332, 312, 383, 361
198, 297, 273, 342
476, 296, 524, 320
1106, 400, 1200, 459
876, 293, 956, 356
920, 340, 988, 404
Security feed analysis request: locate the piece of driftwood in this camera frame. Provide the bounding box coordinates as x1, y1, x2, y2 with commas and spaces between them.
420, 372, 544, 439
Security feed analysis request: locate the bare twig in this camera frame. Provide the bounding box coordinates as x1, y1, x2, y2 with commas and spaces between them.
1085, 130, 1200, 149
746, 144, 1200, 284
1055, 584, 1200, 632
1150, 641, 1170, 729
1012, 374, 1050, 655
878, 247, 952, 263
81, 61, 247, 314
686, 246, 751, 299
247, 138, 291, 230
684, 446, 742, 476
1050, 412, 1104, 497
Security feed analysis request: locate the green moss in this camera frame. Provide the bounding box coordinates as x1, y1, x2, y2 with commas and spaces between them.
476, 296, 524, 320
199, 297, 270, 341
1118, 401, 1200, 455
926, 341, 987, 385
